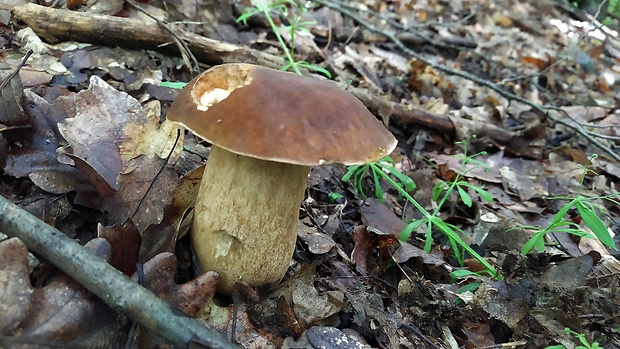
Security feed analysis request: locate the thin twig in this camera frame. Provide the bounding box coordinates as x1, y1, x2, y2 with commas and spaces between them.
0, 50, 33, 89
400, 323, 442, 349
476, 340, 529, 349
315, 0, 620, 163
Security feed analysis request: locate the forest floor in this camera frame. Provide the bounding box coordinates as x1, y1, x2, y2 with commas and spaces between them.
1, 0, 620, 348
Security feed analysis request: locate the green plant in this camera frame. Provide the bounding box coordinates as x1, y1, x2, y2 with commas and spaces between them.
327, 192, 343, 204
545, 328, 602, 349
343, 138, 499, 278
161, 0, 330, 92
342, 156, 415, 201
159, 81, 188, 89
518, 154, 617, 254
609, 0, 620, 18
237, 0, 331, 77
450, 269, 484, 295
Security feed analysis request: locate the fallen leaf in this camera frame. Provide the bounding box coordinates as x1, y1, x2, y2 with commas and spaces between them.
100, 154, 178, 232
127, 252, 220, 348
360, 198, 408, 235
140, 165, 203, 261
3, 89, 94, 195
0, 238, 125, 348
133, 252, 219, 316
60, 75, 181, 179
306, 326, 369, 349
0, 56, 29, 128
297, 219, 337, 255
283, 268, 344, 329
98, 220, 141, 276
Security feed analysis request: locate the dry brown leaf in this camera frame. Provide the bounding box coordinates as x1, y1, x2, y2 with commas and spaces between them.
100, 154, 178, 232
0, 238, 125, 348
0, 58, 28, 129
498, 158, 549, 201
461, 319, 495, 348
201, 300, 284, 348
57, 76, 180, 191
133, 252, 219, 316
428, 151, 504, 184
326, 260, 400, 347
98, 220, 142, 276
52, 76, 182, 231
586, 254, 620, 288
139, 165, 202, 261
351, 225, 399, 275
535, 255, 593, 288
297, 221, 337, 255
127, 252, 219, 349
360, 198, 408, 235
3, 90, 95, 196
290, 275, 344, 329
277, 296, 302, 338
358, 199, 448, 267
129, 251, 282, 346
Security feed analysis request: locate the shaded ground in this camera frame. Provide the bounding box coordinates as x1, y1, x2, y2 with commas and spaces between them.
1, 0, 620, 348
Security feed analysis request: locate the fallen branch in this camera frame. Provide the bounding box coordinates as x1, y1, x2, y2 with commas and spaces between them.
11, 3, 284, 69
11, 3, 516, 145
344, 84, 515, 143
0, 195, 237, 349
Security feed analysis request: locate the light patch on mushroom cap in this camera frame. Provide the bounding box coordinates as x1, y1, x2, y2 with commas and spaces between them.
198, 88, 231, 111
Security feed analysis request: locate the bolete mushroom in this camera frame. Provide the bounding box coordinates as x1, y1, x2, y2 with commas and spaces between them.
167, 63, 396, 293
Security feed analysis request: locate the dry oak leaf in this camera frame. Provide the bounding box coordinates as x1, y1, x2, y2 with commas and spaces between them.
3, 89, 95, 196
359, 198, 447, 267
128, 253, 219, 348
55, 76, 182, 231
133, 252, 219, 317
57, 75, 182, 192
139, 165, 202, 261
0, 59, 28, 129
98, 220, 141, 276
100, 154, 179, 233
0, 238, 125, 348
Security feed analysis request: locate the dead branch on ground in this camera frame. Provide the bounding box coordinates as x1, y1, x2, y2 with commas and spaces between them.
11, 4, 284, 69
0, 195, 238, 349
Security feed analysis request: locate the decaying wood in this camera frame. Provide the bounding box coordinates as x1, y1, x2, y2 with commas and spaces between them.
345, 85, 516, 142
11, 3, 285, 69
11, 3, 517, 145
0, 195, 238, 349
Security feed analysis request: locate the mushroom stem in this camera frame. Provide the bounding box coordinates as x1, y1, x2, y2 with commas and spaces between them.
192, 146, 309, 293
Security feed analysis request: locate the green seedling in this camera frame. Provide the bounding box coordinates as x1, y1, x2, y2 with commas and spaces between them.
342, 156, 415, 202
431, 138, 492, 207
451, 269, 484, 295
518, 220, 590, 254
401, 139, 493, 270
545, 327, 602, 349
342, 138, 499, 278
237, 0, 331, 77
159, 81, 188, 89
327, 192, 344, 204
432, 169, 493, 208
162, 1, 330, 90
519, 154, 617, 254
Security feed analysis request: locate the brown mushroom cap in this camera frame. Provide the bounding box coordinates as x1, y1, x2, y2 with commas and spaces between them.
167, 63, 397, 166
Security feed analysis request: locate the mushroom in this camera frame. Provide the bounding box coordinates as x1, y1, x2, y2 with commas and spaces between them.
167, 63, 397, 293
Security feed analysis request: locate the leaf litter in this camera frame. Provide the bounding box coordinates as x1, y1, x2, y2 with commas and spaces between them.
1, 0, 620, 347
